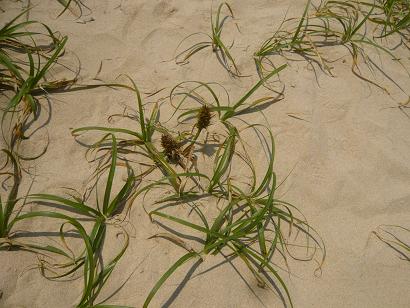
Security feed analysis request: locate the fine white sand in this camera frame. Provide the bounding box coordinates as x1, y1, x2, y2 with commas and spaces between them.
1, 0, 409, 307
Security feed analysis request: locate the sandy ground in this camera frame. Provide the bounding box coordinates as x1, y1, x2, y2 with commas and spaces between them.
1, 0, 410, 307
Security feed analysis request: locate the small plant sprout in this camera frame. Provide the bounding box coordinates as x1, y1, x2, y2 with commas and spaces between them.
175, 2, 242, 76
55, 0, 90, 18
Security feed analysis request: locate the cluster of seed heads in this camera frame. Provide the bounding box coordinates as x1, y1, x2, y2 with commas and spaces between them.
161, 105, 212, 162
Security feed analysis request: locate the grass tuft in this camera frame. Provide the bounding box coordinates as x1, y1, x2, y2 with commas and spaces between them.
175, 2, 242, 77
254, 0, 408, 93
71, 76, 324, 307
1, 9, 75, 161
3, 135, 135, 307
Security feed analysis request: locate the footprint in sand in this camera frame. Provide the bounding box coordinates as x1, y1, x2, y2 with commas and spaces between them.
153, 0, 178, 18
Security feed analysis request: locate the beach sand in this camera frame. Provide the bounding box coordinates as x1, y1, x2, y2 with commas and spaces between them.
1, 0, 409, 307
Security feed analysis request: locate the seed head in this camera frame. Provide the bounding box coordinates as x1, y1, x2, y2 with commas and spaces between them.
161, 133, 179, 157
196, 105, 212, 131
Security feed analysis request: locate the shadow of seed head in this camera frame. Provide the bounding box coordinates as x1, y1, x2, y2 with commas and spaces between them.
161, 133, 179, 155
196, 105, 213, 130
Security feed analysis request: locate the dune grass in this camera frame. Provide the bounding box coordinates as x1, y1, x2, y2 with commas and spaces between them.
72, 74, 324, 307
379, 0, 410, 37
0, 10, 144, 163
2, 135, 134, 307
0, 1, 406, 307
11, 209, 131, 308
72, 66, 286, 194
1, 9, 74, 160
1, 134, 133, 243
253, 0, 329, 76
175, 2, 242, 77
360, 0, 410, 39
145, 143, 324, 308
254, 0, 406, 93
29, 134, 137, 221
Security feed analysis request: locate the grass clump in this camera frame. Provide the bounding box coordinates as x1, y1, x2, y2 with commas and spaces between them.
175, 2, 242, 76
12, 208, 131, 308
3, 135, 135, 307
361, 0, 410, 39
29, 134, 136, 221
380, 0, 410, 38
254, 0, 407, 93
1, 9, 74, 159
253, 0, 329, 75
72, 72, 324, 307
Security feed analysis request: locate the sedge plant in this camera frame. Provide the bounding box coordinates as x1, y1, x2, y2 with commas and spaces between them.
3, 135, 135, 307
356, 0, 410, 39
175, 2, 242, 76
1, 9, 74, 158
1, 134, 133, 257
10, 205, 131, 308
254, 0, 406, 93
71, 72, 324, 307
141, 78, 324, 307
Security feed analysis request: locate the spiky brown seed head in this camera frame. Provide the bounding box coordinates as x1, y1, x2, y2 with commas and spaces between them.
161, 133, 179, 156
196, 105, 212, 131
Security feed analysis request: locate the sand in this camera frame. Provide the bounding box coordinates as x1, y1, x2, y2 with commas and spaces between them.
1, 0, 409, 307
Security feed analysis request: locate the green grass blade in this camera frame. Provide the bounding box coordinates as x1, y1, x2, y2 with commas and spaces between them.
29, 194, 100, 217
103, 135, 117, 215
72, 126, 143, 140
222, 64, 286, 120
292, 0, 311, 43
143, 252, 198, 308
